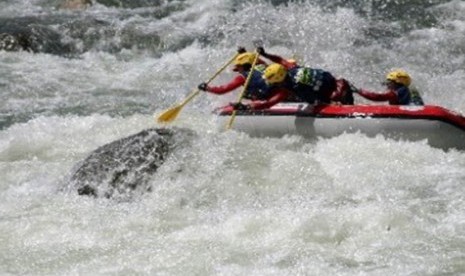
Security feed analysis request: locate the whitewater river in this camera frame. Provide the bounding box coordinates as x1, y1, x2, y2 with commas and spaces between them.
1, 0, 465, 275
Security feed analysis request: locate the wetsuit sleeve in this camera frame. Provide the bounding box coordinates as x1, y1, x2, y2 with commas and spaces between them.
261, 52, 296, 69
207, 75, 245, 94
257, 58, 268, 66
358, 89, 398, 102
249, 88, 289, 110
331, 79, 346, 101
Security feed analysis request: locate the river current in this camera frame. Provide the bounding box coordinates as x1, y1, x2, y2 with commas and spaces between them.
1, 0, 465, 275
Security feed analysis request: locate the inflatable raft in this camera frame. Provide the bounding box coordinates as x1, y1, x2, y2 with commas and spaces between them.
215, 104, 465, 151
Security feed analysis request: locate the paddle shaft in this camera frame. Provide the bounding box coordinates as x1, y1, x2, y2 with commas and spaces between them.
156, 52, 239, 123
182, 53, 240, 106
226, 49, 261, 129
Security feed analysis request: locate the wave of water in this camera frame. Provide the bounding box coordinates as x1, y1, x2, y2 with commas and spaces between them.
1, 0, 465, 275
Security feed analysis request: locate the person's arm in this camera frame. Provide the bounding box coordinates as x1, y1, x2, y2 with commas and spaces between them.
248, 88, 289, 110
204, 75, 245, 94
358, 89, 397, 102
331, 78, 350, 100
258, 48, 296, 69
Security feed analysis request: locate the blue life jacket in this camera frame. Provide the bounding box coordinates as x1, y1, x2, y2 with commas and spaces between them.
239, 65, 271, 100
284, 66, 336, 104
395, 86, 411, 105
395, 85, 425, 106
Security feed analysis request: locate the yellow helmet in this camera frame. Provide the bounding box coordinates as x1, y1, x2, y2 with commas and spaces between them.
386, 70, 411, 86
234, 52, 256, 66
263, 63, 287, 84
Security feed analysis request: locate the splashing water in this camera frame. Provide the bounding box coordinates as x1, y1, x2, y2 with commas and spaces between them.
1, 0, 465, 275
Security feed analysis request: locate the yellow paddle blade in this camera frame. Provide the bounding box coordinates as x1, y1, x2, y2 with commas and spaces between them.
156, 105, 183, 123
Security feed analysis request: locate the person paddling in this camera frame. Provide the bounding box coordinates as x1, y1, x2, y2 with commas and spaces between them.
355, 69, 424, 105
220, 49, 355, 111
197, 47, 270, 101
256, 47, 357, 105
224, 62, 334, 111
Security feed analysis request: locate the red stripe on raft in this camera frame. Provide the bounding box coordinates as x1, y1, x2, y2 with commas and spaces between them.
215, 104, 465, 131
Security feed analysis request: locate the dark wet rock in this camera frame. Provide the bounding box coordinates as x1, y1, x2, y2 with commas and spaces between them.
0, 33, 32, 52
0, 0, 192, 55
0, 20, 75, 55
0, 0, 187, 56
95, 0, 165, 9
68, 127, 195, 199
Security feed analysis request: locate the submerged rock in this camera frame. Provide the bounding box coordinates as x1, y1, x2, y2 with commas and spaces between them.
94, 0, 164, 9
0, 21, 75, 55
0, 33, 33, 52
68, 127, 195, 199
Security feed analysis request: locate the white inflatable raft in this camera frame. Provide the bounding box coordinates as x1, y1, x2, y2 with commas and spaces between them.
215, 104, 465, 151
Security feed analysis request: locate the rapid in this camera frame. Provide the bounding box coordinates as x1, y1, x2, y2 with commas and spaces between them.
1, 0, 465, 275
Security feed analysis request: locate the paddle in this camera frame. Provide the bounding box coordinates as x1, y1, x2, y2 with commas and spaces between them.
156, 52, 239, 123
226, 48, 261, 130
